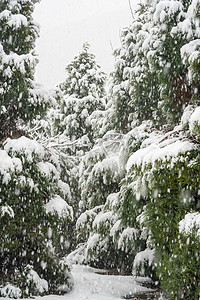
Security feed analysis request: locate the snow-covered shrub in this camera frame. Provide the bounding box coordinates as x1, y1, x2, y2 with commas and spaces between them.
110, 183, 148, 274
0, 285, 22, 299
0, 136, 73, 296
76, 206, 103, 242
76, 124, 154, 272
125, 122, 200, 297
12, 265, 49, 297
132, 249, 155, 279
85, 209, 119, 269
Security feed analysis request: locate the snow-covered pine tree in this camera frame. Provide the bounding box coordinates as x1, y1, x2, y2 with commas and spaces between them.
75, 123, 152, 271
109, 0, 200, 131
75, 132, 124, 269
108, 3, 161, 132
38, 45, 107, 260
0, 0, 52, 142
122, 103, 200, 298
60, 42, 106, 99
0, 0, 73, 296
142, 0, 200, 124
0, 137, 73, 297
58, 43, 107, 155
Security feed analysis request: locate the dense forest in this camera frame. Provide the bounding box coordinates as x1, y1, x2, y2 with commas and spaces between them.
1, 0, 200, 299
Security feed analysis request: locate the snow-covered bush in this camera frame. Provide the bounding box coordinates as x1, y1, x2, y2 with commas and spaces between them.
125, 118, 200, 297
0, 285, 22, 299
132, 249, 155, 278
85, 209, 119, 269
75, 125, 153, 272
0, 136, 73, 296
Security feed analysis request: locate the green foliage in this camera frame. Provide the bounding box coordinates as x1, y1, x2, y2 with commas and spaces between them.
0, 0, 53, 141
57, 95, 105, 151
79, 144, 122, 211
126, 147, 200, 297
109, 0, 200, 131
158, 232, 200, 300
0, 137, 73, 296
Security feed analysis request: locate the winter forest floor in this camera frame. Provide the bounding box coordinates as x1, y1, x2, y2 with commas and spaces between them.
6, 265, 169, 300
64, 264, 150, 300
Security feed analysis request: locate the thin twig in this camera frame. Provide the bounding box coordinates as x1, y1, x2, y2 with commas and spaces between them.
128, 0, 134, 20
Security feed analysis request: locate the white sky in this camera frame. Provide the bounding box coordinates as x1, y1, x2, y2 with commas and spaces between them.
33, 0, 137, 88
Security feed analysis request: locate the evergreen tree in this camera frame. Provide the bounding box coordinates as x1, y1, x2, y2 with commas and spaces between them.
0, 0, 52, 141
60, 42, 106, 99
0, 137, 73, 297
57, 44, 107, 155
109, 0, 200, 131
0, 1, 74, 296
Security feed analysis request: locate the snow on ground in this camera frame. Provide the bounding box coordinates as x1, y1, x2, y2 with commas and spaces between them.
63, 264, 150, 300
3, 265, 151, 300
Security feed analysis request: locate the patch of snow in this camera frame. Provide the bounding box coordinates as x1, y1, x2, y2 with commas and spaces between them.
86, 233, 101, 251
118, 227, 138, 251
179, 212, 200, 236
4, 136, 45, 162
7, 14, 28, 28
153, 1, 184, 23
189, 106, 200, 133
0, 205, 14, 218
45, 195, 73, 219
76, 209, 97, 231
133, 249, 155, 273
0, 150, 22, 184
26, 265, 48, 294
93, 211, 117, 230
181, 105, 195, 126
127, 138, 195, 172
67, 244, 86, 265
110, 220, 121, 237
37, 162, 59, 181
58, 180, 72, 200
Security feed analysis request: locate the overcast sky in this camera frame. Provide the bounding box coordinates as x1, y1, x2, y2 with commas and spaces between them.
33, 0, 137, 88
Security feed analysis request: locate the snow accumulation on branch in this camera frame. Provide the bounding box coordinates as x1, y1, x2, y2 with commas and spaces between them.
127, 131, 196, 172
133, 249, 155, 275
45, 195, 73, 219
0, 150, 22, 182
0, 205, 14, 218
179, 212, 200, 236
4, 136, 45, 162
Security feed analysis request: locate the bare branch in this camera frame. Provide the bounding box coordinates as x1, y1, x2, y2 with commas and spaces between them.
128, 0, 134, 20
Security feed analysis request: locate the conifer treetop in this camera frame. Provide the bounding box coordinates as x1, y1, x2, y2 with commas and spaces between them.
61, 43, 106, 99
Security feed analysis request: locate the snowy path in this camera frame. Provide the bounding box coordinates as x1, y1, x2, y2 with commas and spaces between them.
37, 265, 150, 300
3, 265, 150, 300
